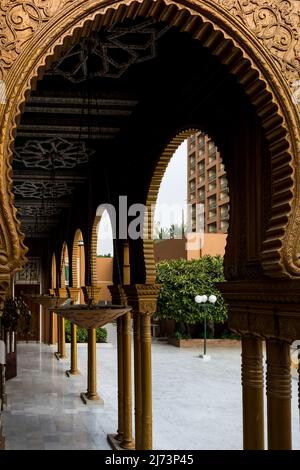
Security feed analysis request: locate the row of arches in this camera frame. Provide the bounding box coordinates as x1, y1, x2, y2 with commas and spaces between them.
1, 0, 300, 451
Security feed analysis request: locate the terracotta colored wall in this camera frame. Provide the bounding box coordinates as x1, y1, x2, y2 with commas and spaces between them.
187, 233, 227, 260
96, 257, 113, 301
154, 234, 227, 262
154, 239, 186, 262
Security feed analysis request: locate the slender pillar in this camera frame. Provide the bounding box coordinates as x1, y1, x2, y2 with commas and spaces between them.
116, 316, 124, 440
59, 317, 66, 359
49, 312, 55, 345
56, 315, 61, 357
298, 345, 300, 416
120, 311, 134, 449
69, 324, 79, 375
266, 338, 292, 450
140, 313, 152, 450
87, 328, 99, 400
134, 313, 142, 449
241, 335, 264, 449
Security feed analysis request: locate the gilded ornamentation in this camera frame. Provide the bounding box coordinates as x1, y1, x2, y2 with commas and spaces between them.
0, 0, 75, 80
0, 0, 299, 286
124, 284, 160, 314
218, 0, 300, 84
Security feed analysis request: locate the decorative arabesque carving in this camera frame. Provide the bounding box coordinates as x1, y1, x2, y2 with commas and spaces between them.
13, 138, 94, 169
0, 0, 76, 80
0, 0, 298, 282
219, 0, 300, 84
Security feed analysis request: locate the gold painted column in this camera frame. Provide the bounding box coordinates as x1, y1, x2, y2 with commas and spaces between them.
124, 284, 160, 451
49, 312, 56, 345
56, 314, 61, 357
58, 288, 67, 359
266, 338, 292, 450
108, 284, 127, 443
86, 328, 99, 400
120, 310, 134, 449
68, 324, 78, 375
134, 313, 142, 449
67, 287, 80, 376
241, 335, 264, 449
59, 317, 66, 359
117, 316, 124, 440
140, 312, 152, 450
119, 242, 134, 449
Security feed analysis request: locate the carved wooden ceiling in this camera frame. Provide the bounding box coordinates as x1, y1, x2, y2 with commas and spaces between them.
13, 19, 169, 237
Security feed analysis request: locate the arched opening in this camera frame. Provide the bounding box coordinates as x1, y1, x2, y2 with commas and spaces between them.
49, 252, 58, 345
72, 229, 85, 304
1, 0, 300, 452
60, 242, 70, 290
2, 0, 297, 281
95, 207, 114, 302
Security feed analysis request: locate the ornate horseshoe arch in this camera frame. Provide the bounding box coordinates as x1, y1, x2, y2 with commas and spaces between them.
0, 0, 299, 289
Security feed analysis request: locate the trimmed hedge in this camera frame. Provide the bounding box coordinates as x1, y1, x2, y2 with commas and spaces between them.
65, 320, 107, 343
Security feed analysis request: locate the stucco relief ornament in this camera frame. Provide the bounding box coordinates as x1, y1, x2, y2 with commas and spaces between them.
219, 0, 300, 84
0, 0, 75, 80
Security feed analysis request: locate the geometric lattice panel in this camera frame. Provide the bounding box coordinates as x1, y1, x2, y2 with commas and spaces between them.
15, 205, 62, 217
14, 138, 94, 169
13, 182, 73, 199
14, 257, 41, 284
49, 20, 170, 82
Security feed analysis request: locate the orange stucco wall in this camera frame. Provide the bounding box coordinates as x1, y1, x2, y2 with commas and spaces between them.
96, 257, 113, 301
187, 233, 227, 260
154, 234, 227, 262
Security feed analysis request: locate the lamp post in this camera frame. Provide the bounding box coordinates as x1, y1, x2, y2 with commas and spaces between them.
195, 294, 217, 361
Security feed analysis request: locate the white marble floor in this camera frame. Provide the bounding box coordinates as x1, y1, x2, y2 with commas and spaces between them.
3, 326, 300, 450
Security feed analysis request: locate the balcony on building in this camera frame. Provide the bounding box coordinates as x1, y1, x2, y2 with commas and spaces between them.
208, 195, 217, 210
208, 222, 217, 233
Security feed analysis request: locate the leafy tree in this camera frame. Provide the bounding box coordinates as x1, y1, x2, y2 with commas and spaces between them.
155, 256, 227, 337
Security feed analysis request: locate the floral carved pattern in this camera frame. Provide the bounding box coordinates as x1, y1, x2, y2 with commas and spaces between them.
0, 0, 75, 80
219, 0, 300, 84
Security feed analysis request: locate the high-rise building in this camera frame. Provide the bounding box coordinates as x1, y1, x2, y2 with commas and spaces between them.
187, 131, 229, 233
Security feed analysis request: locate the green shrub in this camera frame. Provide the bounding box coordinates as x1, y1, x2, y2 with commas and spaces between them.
65, 320, 107, 343
156, 256, 227, 337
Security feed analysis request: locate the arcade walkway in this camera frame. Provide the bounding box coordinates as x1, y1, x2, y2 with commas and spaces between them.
3, 329, 300, 450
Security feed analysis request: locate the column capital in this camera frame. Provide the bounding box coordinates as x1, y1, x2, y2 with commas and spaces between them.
67, 287, 80, 302
0, 274, 10, 310
108, 285, 128, 305
58, 287, 68, 299
81, 286, 102, 304
123, 284, 160, 315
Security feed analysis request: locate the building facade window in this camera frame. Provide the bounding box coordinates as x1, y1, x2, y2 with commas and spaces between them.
187, 132, 229, 234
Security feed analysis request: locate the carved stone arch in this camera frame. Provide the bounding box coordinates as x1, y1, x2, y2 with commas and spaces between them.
72, 228, 85, 293
0, 0, 299, 281
51, 252, 57, 290
59, 242, 69, 289
91, 215, 101, 287
143, 129, 199, 283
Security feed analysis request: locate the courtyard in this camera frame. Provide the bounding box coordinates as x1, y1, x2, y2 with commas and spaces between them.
3, 325, 300, 450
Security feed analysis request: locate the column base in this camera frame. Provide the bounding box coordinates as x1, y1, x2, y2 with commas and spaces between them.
107, 434, 124, 450
54, 352, 67, 361
80, 392, 104, 406
107, 434, 135, 450
65, 369, 80, 378
199, 354, 211, 361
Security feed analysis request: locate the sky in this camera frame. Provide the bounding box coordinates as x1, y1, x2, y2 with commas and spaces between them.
97, 140, 188, 256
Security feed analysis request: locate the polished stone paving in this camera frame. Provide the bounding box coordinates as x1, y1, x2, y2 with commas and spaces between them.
3, 326, 300, 450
